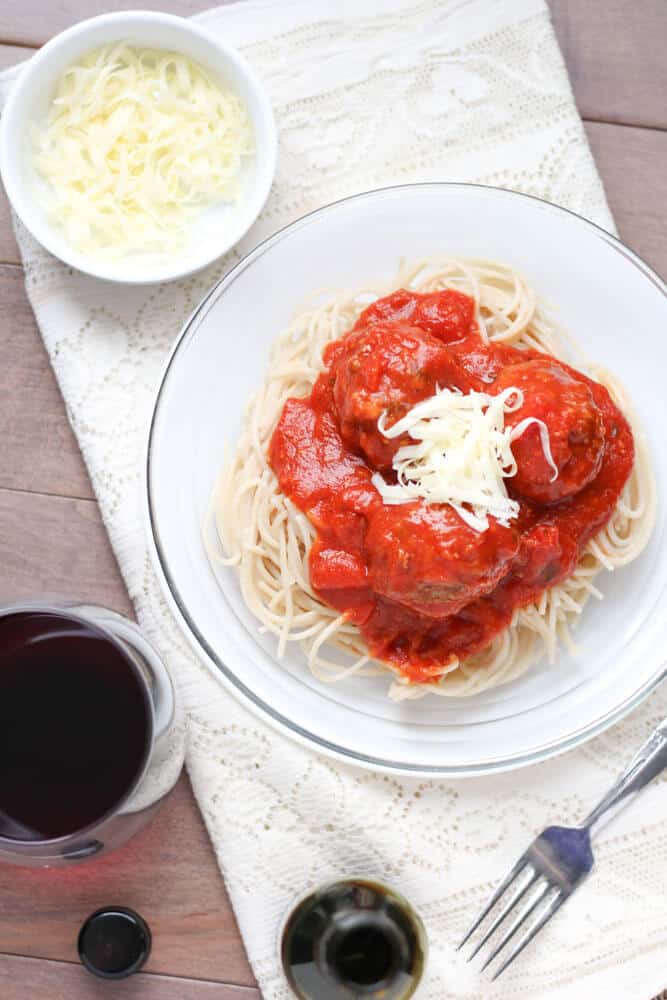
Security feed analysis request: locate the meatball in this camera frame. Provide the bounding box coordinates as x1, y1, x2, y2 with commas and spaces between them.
493, 360, 605, 504
365, 502, 519, 618
356, 288, 476, 344
330, 320, 471, 469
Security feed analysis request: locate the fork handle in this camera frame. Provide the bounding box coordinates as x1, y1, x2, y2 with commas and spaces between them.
582, 717, 667, 838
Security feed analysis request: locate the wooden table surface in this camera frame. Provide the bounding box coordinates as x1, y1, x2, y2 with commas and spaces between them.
1, 2, 666, 997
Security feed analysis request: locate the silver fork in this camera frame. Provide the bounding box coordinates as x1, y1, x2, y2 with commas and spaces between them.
459, 716, 667, 980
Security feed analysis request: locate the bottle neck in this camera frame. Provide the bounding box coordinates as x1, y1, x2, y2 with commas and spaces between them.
315, 908, 405, 993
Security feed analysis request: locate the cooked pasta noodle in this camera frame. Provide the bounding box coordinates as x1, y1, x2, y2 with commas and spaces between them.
210, 258, 655, 699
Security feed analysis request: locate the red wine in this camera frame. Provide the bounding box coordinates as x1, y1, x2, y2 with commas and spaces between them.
0, 611, 152, 841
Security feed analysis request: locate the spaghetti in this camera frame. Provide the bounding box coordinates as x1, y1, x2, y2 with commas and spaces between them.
212, 259, 655, 699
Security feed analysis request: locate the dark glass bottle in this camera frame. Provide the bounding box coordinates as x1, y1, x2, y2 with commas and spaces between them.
281, 878, 427, 999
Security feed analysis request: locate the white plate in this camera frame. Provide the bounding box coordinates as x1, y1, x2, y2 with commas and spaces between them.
147, 183, 667, 776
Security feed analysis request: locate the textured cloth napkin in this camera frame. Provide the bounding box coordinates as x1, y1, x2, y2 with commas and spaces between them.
2, 1, 667, 997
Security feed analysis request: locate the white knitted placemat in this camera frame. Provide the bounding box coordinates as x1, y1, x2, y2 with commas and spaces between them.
2, 2, 666, 997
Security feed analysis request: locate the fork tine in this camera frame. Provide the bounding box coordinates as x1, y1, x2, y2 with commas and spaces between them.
490, 888, 564, 981
479, 878, 553, 972
467, 865, 539, 961
457, 858, 531, 951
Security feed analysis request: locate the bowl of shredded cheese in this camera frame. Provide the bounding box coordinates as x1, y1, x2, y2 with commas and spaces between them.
0, 11, 276, 283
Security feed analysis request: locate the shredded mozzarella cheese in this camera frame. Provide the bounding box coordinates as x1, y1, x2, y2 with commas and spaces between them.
32, 44, 255, 256
371, 386, 558, 531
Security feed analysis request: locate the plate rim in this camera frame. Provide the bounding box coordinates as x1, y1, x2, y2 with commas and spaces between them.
146, 181, 667, 777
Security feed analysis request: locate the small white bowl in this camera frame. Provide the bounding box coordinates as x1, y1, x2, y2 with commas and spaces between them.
0, 11, 277, 284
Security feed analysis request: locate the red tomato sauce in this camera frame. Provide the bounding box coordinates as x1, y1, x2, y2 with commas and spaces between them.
268, 289, 634, 683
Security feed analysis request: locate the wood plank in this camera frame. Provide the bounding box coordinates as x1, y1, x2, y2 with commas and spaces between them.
0, 266, 93, 498
0, 743, 250, 982
3, 118, 664, 508
1, 45, 32, 265
549, 0, 667, 129
585, 121, 667, 279
0, 182, 20, 266
0, 485, 255, 987
0, 486, 130, 613
0, 954, 260, 1000
0, 1, 222, 48
0, 8, 664, 1000
0, 42, 30, 71
0, 775, 255, 986
1, 1, 666, 132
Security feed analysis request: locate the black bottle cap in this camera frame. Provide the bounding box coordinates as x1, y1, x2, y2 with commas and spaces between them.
78, 906, 151, 979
